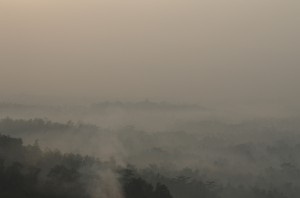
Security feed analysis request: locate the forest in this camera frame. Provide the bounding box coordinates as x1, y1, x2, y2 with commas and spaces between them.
1, 0, 299, 197
0, 108, 300, 198
0, 133, 173, 198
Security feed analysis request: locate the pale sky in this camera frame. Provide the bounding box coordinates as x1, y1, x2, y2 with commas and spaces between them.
1, 0, 300, 106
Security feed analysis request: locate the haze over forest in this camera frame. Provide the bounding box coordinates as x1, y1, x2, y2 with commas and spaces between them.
0, 1, 300, 198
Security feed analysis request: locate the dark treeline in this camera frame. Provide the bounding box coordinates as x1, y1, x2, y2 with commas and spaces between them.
0, 117, 98, 135
0, 134, 173, 198
1, 118, 300, 197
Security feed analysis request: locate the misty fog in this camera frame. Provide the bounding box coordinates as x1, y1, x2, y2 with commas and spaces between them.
1, 0, 300, 198
1, 0, 300, 107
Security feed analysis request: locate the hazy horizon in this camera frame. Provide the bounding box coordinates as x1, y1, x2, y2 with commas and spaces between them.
1, 1, 300, 198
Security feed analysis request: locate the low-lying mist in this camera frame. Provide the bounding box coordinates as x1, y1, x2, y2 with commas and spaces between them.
1, 101, 300, 198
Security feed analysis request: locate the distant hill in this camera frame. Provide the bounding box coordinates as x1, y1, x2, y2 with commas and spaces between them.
91, 101, 206, 111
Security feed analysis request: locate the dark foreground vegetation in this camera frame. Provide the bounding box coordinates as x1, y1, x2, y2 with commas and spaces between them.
0, 118, 300, 198
0, 134, 173, 198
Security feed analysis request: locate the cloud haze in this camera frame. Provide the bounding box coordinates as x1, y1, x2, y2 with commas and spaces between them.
1, 0, 299, 107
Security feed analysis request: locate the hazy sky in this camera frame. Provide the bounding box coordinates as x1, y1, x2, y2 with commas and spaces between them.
1, 0, 300, 106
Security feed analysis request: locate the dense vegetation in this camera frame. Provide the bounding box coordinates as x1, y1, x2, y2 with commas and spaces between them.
0, 117, 300, 197
0, 134, 173, 198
